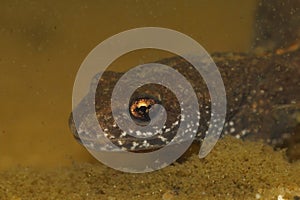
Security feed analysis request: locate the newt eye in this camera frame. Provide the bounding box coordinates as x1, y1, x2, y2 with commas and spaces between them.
129, 95, 161, 125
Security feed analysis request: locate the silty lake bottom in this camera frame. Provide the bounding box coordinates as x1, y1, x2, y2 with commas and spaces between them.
0, 137, 300, 199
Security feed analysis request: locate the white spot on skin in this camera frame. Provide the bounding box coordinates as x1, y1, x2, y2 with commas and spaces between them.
130, 142, 139, 150
181, 115, 185, 121
146, 132, 153, 136
142, 140, 150, 148
241, 129, 248, 136
173, 121, 179, 126
89, 143, 95, 148
158, 135, 167, 142
121, 132, 127, 136
255, 193, 261, 199
109, 135, 115, 139
277, 195, 284, 200
136, 131, 141, 136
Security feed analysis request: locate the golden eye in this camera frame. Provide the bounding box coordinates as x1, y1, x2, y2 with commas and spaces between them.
129, 96, 160, 125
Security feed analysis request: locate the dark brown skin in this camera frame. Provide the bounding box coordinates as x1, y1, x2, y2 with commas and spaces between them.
253, 0, 300, 55
69, 49, 300, 160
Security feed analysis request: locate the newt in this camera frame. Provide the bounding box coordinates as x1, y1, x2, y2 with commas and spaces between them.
69, 50, 300, 160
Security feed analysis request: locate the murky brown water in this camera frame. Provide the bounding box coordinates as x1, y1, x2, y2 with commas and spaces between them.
0, 1, 258, 170
1, 1, 300, 199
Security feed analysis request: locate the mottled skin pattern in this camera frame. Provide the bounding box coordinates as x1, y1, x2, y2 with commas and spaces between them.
69, 50, 300, 155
